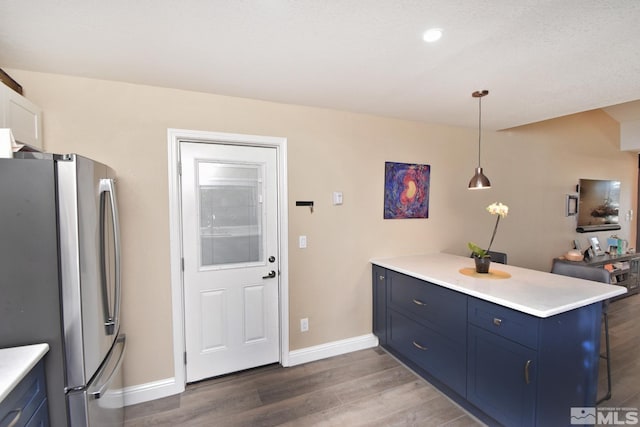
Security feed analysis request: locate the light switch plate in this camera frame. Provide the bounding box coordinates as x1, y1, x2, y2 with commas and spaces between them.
333, 191, 343, 205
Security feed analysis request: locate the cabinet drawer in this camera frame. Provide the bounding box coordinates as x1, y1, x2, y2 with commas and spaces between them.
468, 297, 539, 349
388, 309, 466, 396
0, 361, 47, 427
387, 270, 467, 343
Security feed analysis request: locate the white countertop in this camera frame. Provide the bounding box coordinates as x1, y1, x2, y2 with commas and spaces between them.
0, 343, 49, 402
371, 253, 627, 318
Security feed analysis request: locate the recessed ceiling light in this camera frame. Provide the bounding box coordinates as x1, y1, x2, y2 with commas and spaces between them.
423, 28, 443, 43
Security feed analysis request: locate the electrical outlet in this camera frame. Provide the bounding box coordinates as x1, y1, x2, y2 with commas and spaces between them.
300, 317, 309, 332
299, 235, 307, 248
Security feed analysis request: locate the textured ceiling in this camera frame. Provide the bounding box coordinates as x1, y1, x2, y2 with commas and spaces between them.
1, 1, 640, 130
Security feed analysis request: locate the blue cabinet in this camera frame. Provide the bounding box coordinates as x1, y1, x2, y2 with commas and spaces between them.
384, 270, 467, 397
388, 310, 467, 396
468, 325, 536, 426
373, 266, 602, 427
372, 265, 387, 345
467, 297, 539, 427
0, 360, 49, 427
387, 270, 467, 344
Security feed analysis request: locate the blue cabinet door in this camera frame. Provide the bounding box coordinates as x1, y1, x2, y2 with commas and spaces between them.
468, 324, 537, 427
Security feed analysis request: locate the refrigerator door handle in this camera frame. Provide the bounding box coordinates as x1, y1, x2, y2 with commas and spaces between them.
99, 178, 122, 336
89, 335, 126, 399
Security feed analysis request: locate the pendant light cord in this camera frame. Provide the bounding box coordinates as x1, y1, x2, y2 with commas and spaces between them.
477, 95, 482, 167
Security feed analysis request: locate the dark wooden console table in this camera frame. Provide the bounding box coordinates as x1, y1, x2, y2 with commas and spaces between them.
553, 252, 640, 299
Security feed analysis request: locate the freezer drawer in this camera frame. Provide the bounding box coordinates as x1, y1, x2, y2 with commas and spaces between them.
67, 335, 126, 427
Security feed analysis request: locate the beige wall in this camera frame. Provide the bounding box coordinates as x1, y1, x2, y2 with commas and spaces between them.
8, 69, 637, 389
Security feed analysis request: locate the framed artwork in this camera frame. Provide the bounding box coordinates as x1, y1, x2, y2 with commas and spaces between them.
576, 179, 621, 232
384, 161, 430, 219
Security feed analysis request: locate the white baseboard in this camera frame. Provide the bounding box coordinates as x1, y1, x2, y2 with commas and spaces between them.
286, 333, 379, 367
124, 333, 379, 406
123, 377, 184, 407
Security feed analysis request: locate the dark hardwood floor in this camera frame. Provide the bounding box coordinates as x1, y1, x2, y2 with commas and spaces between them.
125, 294, 640, 427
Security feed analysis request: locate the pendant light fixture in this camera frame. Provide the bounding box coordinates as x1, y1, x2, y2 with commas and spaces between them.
468, 90, 491, 190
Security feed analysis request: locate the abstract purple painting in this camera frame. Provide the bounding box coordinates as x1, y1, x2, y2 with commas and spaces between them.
384, 161, 430, 219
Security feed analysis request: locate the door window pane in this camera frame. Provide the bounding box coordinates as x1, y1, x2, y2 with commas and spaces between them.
198, 161, 263, 267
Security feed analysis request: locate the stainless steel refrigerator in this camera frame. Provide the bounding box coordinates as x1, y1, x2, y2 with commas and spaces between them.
0, 152, 126, 426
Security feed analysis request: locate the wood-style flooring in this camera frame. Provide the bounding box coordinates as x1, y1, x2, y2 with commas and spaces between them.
125, 294, 640, 427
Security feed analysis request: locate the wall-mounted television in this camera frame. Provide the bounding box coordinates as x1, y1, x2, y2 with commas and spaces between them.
576, 179, 621, 233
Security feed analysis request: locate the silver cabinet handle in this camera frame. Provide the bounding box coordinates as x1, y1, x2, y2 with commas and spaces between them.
493, 317, 502, 327
379, 275, 385, 280
524, 359, 532, 384
4, 409, 22, 427
412, 298, 427, 306
412, 341, 428, 351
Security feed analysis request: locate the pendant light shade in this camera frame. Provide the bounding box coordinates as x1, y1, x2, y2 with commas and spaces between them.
468, 90, 491, 190
468, 167, 491, 188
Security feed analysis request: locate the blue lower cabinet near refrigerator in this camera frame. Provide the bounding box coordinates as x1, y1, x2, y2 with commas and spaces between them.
0, 153, 126, 427
0, 360, 49, 427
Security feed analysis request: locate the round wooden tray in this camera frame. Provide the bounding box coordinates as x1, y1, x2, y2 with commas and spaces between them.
459, 267, 511, 279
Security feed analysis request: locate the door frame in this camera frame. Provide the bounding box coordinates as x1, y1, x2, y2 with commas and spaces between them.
167, 128, 289, 391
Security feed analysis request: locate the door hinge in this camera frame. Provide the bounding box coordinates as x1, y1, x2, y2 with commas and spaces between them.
184, 351, 187, 365
178, 161, 182, 176
181, 257, 184, 271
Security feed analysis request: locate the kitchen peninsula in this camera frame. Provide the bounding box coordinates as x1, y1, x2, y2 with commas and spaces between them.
371, 253, 626, 427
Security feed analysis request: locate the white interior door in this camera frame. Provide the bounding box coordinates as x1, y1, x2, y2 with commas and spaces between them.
180, 141, 280, 382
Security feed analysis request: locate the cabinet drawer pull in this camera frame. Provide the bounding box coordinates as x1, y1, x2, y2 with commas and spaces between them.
412, 341, 428, 351
4, 409, 22, 427
524, 359, 532, 384
493, 317, 502, 327
412, 298, 427, 306
379, 275, 385, 280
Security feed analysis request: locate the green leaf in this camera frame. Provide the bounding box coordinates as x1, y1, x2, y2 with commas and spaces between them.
468, 242, 488, 258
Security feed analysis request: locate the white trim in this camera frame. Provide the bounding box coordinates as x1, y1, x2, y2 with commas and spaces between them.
123, 377, 180, 407
167, 130, 186, 393
166, 129, 290, 385
287, 334, 379, 367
